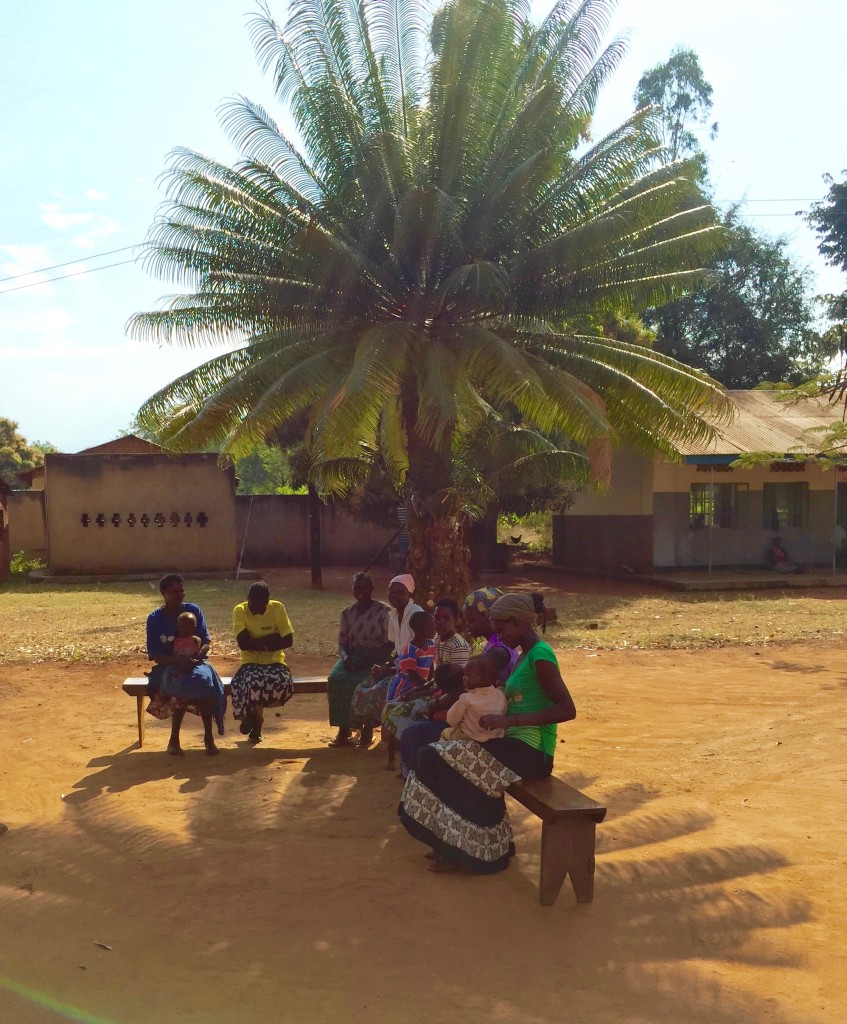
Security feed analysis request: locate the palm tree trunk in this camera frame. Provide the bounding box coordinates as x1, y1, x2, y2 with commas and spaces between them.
405, 508, 471, 607
402, 382, 471, 603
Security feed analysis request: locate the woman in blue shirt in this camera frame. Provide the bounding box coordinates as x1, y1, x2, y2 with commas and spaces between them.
145, 573, 226, 755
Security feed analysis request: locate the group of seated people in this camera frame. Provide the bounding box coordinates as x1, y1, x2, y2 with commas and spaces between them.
144, 570, 577, 876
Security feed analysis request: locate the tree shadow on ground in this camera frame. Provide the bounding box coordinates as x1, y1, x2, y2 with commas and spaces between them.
0, 743, 816, 1024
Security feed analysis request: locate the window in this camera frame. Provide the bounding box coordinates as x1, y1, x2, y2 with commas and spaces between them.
762, 482, 808, 529
689, 483, 744, 528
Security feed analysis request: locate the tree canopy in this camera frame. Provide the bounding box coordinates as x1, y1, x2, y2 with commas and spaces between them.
0, 418, 55, 490
634, 47, 717, 178
130, 0, 729, 597
647, 211, 824, 388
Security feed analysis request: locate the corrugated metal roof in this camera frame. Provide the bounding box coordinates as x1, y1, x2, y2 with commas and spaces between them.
674, 390, 845, 457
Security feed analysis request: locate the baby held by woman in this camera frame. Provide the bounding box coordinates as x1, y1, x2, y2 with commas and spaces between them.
441, 654, 507, 741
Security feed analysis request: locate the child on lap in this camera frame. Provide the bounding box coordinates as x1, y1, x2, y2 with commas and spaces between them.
440, 654, 507, 741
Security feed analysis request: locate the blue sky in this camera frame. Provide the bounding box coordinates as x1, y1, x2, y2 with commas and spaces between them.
1, 0, 844, 452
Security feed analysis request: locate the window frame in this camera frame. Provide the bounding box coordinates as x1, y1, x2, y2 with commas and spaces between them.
761, 481, 809, 530
689, 482, 747, 529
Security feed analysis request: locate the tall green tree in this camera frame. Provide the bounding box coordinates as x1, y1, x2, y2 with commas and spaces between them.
130, 0, 729, 600
805, 172, 847, 356
0, 418, 55, 490
634, 47, 717, 179
648, 211, 824, 388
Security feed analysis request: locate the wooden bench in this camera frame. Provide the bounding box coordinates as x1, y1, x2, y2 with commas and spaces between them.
507, 776, 606, 906
122, 676, 327, 748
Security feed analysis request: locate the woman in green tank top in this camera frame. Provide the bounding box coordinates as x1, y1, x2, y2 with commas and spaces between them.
398, 592, 576, 875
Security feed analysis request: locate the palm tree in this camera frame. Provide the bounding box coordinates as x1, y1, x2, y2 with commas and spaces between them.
130, 0, 730, 601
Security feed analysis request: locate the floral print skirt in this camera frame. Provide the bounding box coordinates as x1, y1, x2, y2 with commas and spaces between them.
398, 737, 552, 874
230, 663, 294, 720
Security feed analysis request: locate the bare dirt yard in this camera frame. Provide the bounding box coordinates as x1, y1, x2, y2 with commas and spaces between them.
1, 567, 846, 1023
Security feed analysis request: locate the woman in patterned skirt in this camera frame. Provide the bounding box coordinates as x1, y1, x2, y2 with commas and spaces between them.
398, 593, 576, 874
230, 581, 295, 744
326, 573, 392, 747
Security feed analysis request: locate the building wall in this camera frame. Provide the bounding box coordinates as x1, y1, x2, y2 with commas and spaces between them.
45, 454, 238, 573
7, 490, 49, 561
653, 461, 842, 568
235, 495, 394, 567
553, 451, 654, 573
0, 496, 9, 582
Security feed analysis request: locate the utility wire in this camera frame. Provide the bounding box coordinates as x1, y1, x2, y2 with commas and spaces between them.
0, 244, 141, 283
0, 259, 139, 296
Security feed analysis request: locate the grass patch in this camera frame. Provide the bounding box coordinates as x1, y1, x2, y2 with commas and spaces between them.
2, 567, 846, 664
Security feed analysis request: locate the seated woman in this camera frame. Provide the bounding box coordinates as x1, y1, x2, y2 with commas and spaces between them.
399, 592, 576, 875
398, 586, 516, 779
349, 574, 422, 750
327, 573, 392, 747
765, 536, 797, 573
145, 573, 227, 756
231, 581, 295, 744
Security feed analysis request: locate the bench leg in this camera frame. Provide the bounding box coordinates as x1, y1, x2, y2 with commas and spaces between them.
538, 818, 597, 906
136, 695, 145, 748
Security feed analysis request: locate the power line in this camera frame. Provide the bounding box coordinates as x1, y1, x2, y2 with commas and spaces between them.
0, 259, 139, 296
0, 244, 142, 283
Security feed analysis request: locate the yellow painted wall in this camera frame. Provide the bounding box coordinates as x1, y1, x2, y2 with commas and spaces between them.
45, 454, 237, 573
568, 451, 654, 516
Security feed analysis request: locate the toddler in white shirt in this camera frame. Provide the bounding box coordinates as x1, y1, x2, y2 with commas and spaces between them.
440, 654, 507, 742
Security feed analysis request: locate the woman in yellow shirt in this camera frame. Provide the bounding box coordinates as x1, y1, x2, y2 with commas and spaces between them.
231, 581, 295, 743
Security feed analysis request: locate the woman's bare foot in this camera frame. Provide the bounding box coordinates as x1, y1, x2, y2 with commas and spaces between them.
204, 739, 219, 756
166, 742, 185, 757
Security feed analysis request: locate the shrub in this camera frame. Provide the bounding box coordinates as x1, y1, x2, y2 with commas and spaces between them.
9, 551, 47, 576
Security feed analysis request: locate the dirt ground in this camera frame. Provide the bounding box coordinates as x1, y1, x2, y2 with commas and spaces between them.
1, 643, 846, 1024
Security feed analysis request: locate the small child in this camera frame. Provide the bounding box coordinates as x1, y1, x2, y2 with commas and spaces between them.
172, 611, 203, 663
383, 611, 436, 769
440, 653, 507, 742
386, 611, 436, 702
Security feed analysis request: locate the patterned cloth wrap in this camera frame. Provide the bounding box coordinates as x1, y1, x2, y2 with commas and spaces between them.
398, 736, 552, 874
230, 662, 295, 721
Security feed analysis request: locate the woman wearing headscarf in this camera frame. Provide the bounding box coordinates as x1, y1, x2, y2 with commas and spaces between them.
398, 592, 576, 875
349, 574, 422, 749
327, 573, 392, 747
397, 586, 517, 779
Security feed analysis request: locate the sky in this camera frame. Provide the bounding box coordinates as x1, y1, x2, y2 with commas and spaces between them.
1, 0, 845, 452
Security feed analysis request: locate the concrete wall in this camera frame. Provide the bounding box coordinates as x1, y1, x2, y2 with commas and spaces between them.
653, 461, 843, 568
7, 490, 48, 561
235, 494, 394, 567
45, 454, 238, 573
553, 451, 654, 573
0, 495, 9, 582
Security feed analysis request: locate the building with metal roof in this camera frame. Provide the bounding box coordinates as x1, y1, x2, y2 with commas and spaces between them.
554, 391, 847, 577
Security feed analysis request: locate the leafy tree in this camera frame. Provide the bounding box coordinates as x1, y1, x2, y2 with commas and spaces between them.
234, 442, 304, 494
634, 47, 718, 178
0, 418, 54, 489
806, 172, 847, 273
130, 0, 729, 600
805, 173, 847, 357
647, 211, 824, 388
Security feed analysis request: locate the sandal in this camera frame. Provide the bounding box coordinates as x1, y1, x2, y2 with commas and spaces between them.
239, 715, 254, 736
427, 856, 461, 874
328, 730, 354, 748
248, 727, 262, 744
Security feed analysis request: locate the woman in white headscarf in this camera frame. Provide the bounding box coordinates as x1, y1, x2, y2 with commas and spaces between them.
349, 574, 422, 749
399, 593, 576, 874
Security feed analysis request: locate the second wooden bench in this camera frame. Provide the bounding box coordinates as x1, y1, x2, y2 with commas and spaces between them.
507, 776, 606, 906
122, 675, 327, 748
